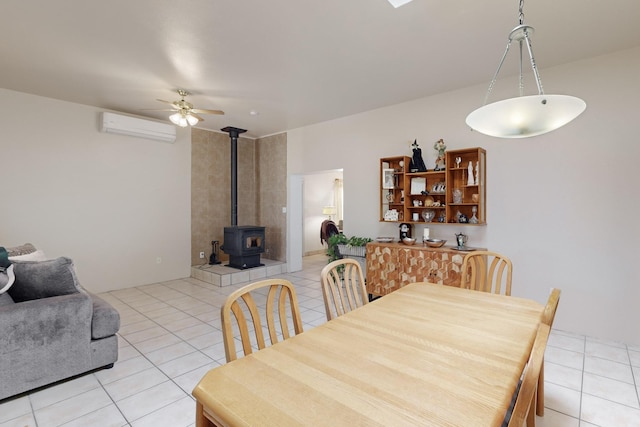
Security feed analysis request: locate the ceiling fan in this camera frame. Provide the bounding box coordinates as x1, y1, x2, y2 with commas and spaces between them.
151, 89, 224, 127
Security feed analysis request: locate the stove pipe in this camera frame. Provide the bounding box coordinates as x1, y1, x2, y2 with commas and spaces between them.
221, 126, 247, 226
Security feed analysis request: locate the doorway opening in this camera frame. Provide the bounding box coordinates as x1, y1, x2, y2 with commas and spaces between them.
288, 169, 343, 272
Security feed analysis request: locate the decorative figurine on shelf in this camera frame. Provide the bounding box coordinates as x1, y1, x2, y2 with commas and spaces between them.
433, 139, 446, 171
409, 140, 427, 172
474, 161, 479, 185
454, 210, 468, 223
467, 161, 474, 186
469, 206, 479, 224
384, 209, 399, 221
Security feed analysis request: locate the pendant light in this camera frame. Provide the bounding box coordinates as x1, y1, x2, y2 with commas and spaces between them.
387, 0, 413, 8
465, 0, 586, 138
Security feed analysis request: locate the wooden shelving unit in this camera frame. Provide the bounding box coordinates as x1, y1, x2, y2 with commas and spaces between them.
445, 148, 486, 225
380, 156, 409, 222
379, 148, 486, 225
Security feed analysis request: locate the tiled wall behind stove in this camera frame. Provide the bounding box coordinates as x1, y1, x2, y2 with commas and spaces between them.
191, 129, 287, 266
256, 132, 287, 261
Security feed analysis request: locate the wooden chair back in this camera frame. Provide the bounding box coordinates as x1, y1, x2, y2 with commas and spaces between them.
320, 258, 368, 321
460, 251, 513, 295
542, 288, 561, 327
507, 323, 551, 427
221, 279, 303, 362
536, 288, 561, 416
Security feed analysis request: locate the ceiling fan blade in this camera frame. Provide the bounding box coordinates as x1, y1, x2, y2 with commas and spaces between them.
190, 112, 205, 122
191, 108, 225, 115
156, 99, 181, 109
140, 108, 177, 111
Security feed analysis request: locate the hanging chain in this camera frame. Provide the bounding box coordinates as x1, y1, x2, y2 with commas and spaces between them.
518, 0, 525, 96
519, 0, 525, 25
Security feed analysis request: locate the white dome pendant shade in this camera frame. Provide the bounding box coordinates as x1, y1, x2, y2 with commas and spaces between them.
466, 1, 586, 138
387, 0, 413, 8
466, 94, 586, 138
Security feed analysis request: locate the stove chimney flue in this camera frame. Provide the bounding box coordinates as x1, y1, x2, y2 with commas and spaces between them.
221, 126, 247, 226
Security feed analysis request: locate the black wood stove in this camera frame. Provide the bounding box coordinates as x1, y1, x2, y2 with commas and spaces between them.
222, 226, 265, 269
220, 126, 266, 270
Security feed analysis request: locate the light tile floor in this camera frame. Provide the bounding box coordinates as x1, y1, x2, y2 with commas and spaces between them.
1, 254, 639, 427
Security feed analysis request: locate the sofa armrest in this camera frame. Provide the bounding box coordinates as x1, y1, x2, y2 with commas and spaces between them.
88, 293, 120, 339
0, 292, 95, 400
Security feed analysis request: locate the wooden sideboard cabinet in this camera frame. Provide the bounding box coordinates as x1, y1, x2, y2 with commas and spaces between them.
365, 241, 484, 297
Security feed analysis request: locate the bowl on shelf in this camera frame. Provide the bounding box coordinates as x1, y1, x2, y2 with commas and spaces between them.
424, 238, 446, 248
376, 237, 394, 243
402, 237, 416, 246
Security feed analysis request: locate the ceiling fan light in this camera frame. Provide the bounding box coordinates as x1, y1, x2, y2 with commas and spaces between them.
465, 94, 586, 138
169, 112, 190, 127
169, 112, 182, 126
186, 114, 199, 126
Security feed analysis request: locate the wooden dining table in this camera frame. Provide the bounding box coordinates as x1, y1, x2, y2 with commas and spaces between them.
193, 282, 544, 427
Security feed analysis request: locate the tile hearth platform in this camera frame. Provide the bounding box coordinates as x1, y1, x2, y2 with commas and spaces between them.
191, 258, 286, 287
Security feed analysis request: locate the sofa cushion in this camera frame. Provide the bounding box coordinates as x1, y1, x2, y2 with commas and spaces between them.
0, 292, 14, 306
9, 257, 81, 302
89, 293, 120, 339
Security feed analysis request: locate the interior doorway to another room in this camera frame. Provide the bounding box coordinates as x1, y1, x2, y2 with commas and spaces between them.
287, 170, 343, 272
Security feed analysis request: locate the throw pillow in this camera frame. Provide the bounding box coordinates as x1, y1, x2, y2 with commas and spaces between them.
5, 243, 37, 257
9, 257, 81, 302
0, 264, 15, 295
8, 249, 48, 262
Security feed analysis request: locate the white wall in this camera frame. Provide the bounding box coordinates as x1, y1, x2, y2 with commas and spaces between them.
288, 47, 640, 345
303, 170, 342, 255
0, 89, 192, 293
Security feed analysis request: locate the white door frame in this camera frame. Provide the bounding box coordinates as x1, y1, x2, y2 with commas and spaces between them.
287, 174, 304, 272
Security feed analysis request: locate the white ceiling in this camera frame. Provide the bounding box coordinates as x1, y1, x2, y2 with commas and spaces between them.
3, 0, 640, 138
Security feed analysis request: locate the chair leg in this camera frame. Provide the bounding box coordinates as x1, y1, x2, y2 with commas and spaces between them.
195, 402, 216, 427
536, 358, 545, 416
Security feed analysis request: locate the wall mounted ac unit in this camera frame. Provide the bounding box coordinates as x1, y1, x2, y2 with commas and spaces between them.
99, 112, 176, 143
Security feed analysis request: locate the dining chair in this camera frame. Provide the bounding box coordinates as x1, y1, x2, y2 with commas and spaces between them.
536, 288, 562, 416
505, 323, 551, 427
460, 250, 513, 295
320, 258, 368, 321
221, 278, 304, 362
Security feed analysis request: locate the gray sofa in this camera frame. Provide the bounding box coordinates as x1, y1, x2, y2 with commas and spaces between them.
0, 256, 120, 400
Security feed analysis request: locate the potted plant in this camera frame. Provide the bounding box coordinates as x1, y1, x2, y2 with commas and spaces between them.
327, 234, 373, 263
